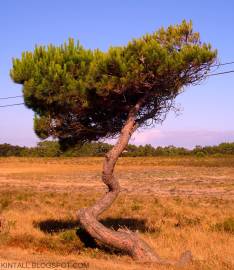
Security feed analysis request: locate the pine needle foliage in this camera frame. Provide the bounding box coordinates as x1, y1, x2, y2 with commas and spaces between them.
10, 21, 217, 148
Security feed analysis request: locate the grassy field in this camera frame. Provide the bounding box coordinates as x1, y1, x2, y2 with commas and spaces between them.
0, 157, 233, 269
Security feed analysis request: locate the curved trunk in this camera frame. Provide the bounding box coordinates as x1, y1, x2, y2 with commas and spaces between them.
77, 100, 192, 265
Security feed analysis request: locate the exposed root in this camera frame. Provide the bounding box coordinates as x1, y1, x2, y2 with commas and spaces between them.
78, 208, 192, 265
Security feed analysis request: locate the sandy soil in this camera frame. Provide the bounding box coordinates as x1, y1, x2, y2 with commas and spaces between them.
0, 157, 233, 198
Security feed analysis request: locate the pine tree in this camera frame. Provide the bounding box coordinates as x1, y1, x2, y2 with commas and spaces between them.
11, 20, 217, 265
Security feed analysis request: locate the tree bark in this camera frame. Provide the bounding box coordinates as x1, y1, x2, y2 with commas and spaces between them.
77, 99, 192, 266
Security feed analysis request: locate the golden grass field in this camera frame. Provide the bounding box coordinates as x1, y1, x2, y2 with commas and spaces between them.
0, 157, 233, 269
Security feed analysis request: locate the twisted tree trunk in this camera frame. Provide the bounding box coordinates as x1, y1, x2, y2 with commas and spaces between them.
77, 100, 192, 266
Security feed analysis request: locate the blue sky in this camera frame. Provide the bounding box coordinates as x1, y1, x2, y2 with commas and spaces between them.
0, 0, 233, 148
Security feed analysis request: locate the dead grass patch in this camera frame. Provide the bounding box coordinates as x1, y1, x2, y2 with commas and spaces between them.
0, 157, 233, 269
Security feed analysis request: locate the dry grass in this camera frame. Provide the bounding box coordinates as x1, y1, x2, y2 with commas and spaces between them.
0, 157, 233, 269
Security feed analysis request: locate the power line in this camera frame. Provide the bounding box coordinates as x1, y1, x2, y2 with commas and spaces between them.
0, 95, 23, 100
211, 61, 234, 68
0, 103, 24, 108
207, 70, 234, 77
0, 64, 234, 106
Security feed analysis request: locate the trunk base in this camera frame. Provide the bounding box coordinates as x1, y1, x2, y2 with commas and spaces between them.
77, 208, 192, 266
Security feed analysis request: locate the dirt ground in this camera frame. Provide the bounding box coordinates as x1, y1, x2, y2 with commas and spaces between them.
0, 157, 233, 269
0, 157, 234, 197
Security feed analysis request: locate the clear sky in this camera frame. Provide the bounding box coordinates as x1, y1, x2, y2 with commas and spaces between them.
0, 0, 233, 148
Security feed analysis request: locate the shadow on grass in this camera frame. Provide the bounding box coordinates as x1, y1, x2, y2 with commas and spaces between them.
34, 219, 80, 233
101, 217, 157, 232
34, 217, 158, 255
35, 217, 156, 234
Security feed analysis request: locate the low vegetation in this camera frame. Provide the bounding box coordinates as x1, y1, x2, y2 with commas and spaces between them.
212, 218, 234, 234
0, 157, 233, 269
0, 141, 234, 157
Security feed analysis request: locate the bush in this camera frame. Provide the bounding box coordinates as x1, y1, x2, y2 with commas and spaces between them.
60, 230, 77, 241
0, 141, 234, 157
195, 151, 207, 158
212, 218, 234, 234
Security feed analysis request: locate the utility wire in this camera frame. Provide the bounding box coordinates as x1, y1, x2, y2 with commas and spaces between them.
0, 63, 234, 107
207, 70, 234, 77
211, 61, 234, 68
0, 103, 24, 108
0, 95, 23, 100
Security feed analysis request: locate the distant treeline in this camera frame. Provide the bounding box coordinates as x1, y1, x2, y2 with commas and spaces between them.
0, 141, 234, 157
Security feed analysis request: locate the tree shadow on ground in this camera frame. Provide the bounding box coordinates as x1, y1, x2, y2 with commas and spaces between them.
100, 217, 157, 233
34, 217, 158, 254
34, 219, 80, 234
35, 217, 156, 234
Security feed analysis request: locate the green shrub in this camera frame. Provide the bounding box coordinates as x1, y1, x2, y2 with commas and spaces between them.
0, 194, 13, 212
175, 214, 201, 227
60, 230, 76, 241
213, 218, 234, 234
195, 151, 207, 158
131, 201, 141, 211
